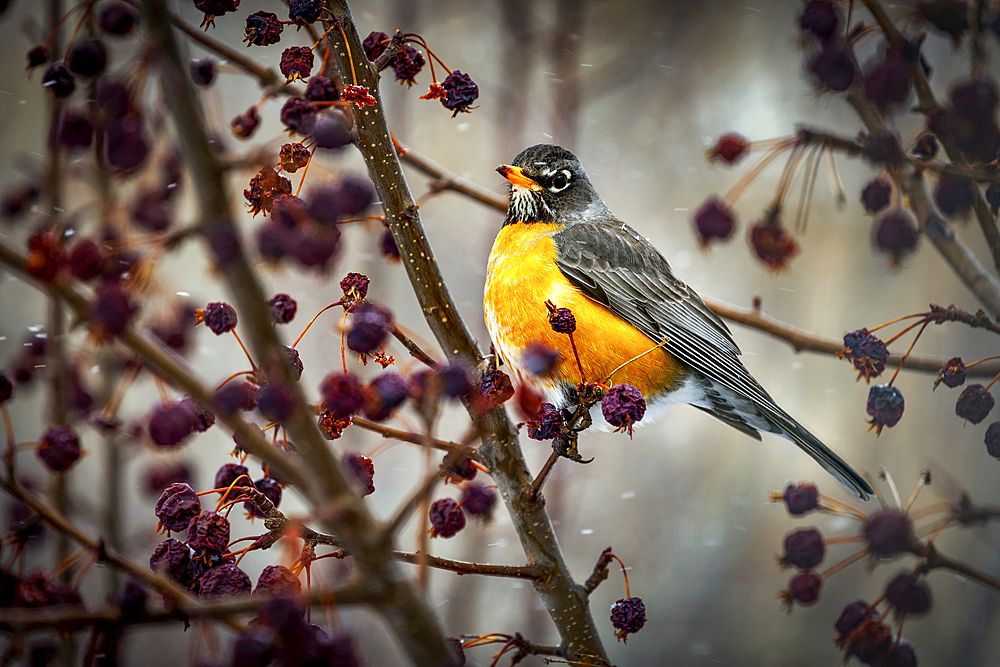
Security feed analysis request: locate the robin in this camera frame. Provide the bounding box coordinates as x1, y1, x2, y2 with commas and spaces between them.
484, 144, 873, 501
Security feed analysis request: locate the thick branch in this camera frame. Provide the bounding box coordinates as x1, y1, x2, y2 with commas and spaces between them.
322, 2, 609, 661
351, 416, 482, 461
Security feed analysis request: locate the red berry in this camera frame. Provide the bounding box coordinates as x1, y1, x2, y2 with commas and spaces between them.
67, 39, 107, 78
257, 383, 295, 423
835, 600, 873, 636
363, 372, 409, 422
278, 143, 311, 173
268, 294, 297, 324
862, 54, 911, 112
985, 422, 1000, 458
708, 133, 749, 165
480, 369, 514, 406
523, 341, 560, 376
304, 75, 338, 102
280, 97, 318, 135
527, 403, 563, 440
934, 173, 977, 218
148, 401, 197, 448
363, 31, 389, 61
288, 0, 322, 23
938, 356, 966, 388
190, 58, 215, 86
340, 272, 370, 302
186, 511, 230, 556
320, 373, 365, 419
26, 46, 49, 71
460, 483, 497, 520
748, 219, 798, 271
149, 538, 191, 583
799, 0, 839, 39
0, 372, 12, 404
102, 116, 149, 171
440, 71, 479, 116
199, 563, 251, 598
311, 117, 352, 151
842, 328, 888, 380
68, 239, 103, 281
56, 110, 94, 149
42, 62, 75, 97
343, 453, 375, 496
230, 107, 260, 139
873, 209, 920, 264
347, 302, 393, 354
279, 46, 314, 83
548, 307, 576, 334
391, 44, 424, 86
787, 570, 822, 605
244, 11, 282, 47
99, 2, 138, 35
199, 302, 237, 335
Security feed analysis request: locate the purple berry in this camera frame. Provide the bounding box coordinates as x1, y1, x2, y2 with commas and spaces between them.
347, 302, 392, 354
199, 563, 251, 598
255, 564, 301, 595
268, 294, 297, 324
527, 403, 563, 440
610, 597, 646, 642
781, 528, 825, 569
429, 498, 466, 538
186, 511, 230, 556
867, 384, 905, 432
37, 425, 81, 472
885, 573, 932, 615
602, 384, 646, 431
343, 453, 375, 496
320, 373, 365, 419
956, 384, 994, 424
693, 196, 737, 246
864, 509, 914, 556
155, 483, 201, 533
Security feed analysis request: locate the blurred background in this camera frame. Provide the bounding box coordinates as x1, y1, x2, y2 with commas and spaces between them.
1, 0, 999, 664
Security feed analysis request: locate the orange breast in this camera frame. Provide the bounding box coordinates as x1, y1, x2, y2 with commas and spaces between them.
484, 223, 685, 399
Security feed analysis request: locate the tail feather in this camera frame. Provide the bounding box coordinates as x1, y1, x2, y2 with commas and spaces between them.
772, 412, 873, 502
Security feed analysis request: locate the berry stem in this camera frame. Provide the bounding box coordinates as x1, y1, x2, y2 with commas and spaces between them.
216, 475, 253, 509
723, 139, 795, 204
291, 301, 343, 348
821, 535, 866, 546
984, 370, 1000, 392
214, 370, 255, 391
772, 143, 806, 210
608, 553, 631, 599
820, 547, 869, 579
965, 354, 1000, 370
867, 312, 927, 334
817, 493, 869, 521
340, 309, 348, 373
907, 498, 957, 521
294, 144, 318, 198
887, 320, 930, 386
310, 25, 338, 51
603, 338, 669, 385
793, 144, 824, 231
41, 1, 86, 51
230, 330, 257, 373
61, 1, 91, 62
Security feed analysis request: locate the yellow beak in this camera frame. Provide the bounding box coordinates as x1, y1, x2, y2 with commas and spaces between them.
496, 165, 541, 190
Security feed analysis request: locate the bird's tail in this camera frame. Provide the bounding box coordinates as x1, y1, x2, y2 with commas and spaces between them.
770, 410, 873, 501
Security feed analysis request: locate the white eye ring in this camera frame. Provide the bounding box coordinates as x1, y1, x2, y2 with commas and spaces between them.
549, 170, 572, 192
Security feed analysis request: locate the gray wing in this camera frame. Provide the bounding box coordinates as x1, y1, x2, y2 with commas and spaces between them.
553, 219, 873, 500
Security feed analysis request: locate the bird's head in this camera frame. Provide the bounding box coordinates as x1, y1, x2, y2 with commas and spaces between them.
497, 144, 605, 226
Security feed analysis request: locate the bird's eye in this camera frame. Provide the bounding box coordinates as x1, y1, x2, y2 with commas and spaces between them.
550, 170, 571, 192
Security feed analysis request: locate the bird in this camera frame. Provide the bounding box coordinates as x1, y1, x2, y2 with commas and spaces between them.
483, 144, 873, 501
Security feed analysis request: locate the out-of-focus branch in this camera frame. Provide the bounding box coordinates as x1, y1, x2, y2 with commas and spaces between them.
860, 0, 1000, 278
322, 1, 610, 661
143, 2, 458, 666
351, 416, 483, 461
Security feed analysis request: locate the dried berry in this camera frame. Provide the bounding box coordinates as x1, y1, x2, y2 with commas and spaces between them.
937, 356, 966, 388
610, 597, 646, 643
335, 176, 375, 218
343, 453, 375, 496
67, 239, 102, 281
873, 209, 920, 264
67, 39, 107, 78
844, 617, 893, 663
215, 463, 249, 492
102, 116, 150, 171
799, 0, 838, 40
363, 31, 388, 61
150, 539, 192, 585
26, 231, 66, 282
279, 96, 318, 135
347, 302, 393, 354
391, 44, 424, 86
912, 133, 938, 159
197, 301, 238, 335
986, 422, 1000, 458
148, 402, 196, 448
781, 528, 825, 569
318, 410, 351, 440
835, 600, 873, 636
602, 384, 646, 432
255, 565, 301, 595
440, 71, 478, 116
245, 477, 282, 518
190, 58, 216, 86
266, 293, 297, 325
199, 564, 251, 598
956, 384, 995, 423
861, 177, 892, 214
56, 109, 94, 149
548, 307, 576, 334
290, 227, 340, 269
461, 483, 496, 520
864, 509, 914, 556
258, 383, 294, 423
311, 117, 352, 150
863, 54, 911, 111
867, 384, 905, 434
693, 195, 737, 246
864, 130, 904, 166
17, 570, 82, 607
246, 168, 293, 217
379, 228, 400, 262
429, 498, 466, 538
155, 483, 201, 533
480, 369, 514, 406
26, 46, 49, 71
230, 106, 260, 139
885, 573, 931, 615
194, 0, 240, 28
934, 173, 977, 218
288, 0, 322, 24
99, 2, 138, 35
214, 381, 258, 414
708, 133, 749, 165
42, 62, 75, 97
37, 425, 81, 472
280, 46, 314, 83
876, 640, 917, 667
321, 373, 365, 419
842, 328, 889, 380
187, 511, 230, 556
809, 43, 854, 92
180, 396, 215, 433
446, 455, 478, 482
527, 403, 563, 440
782, 482, 819, 515
748, 219, 798, 271
304, 74, 338, 102
787, 570, 822, 606
363, 372, 409, 421
0, 372, 12, 404
278, 143, 311, 173
342, 84, 377, 107
244, 11, 282, 46
340, 272, 370, 302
